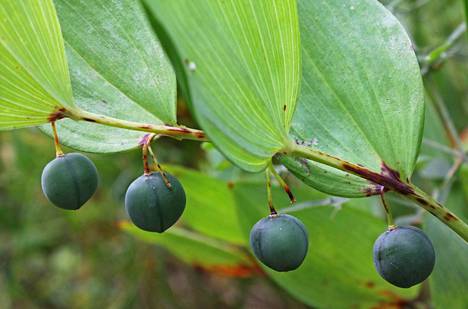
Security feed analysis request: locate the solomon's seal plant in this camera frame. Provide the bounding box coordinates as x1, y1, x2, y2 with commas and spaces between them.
1, 1, 467, 304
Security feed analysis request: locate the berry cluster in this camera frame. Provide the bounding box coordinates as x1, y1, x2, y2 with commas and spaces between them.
41, 152, 435, 288
41, 152, 186, 234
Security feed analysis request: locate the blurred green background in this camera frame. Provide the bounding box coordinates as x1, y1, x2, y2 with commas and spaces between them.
1, 0, 467, 308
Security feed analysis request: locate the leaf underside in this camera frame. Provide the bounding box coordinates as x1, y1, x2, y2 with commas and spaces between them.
148, 0, 301, 172
0, 0, 74, 130
282, 0, 425, 197
41, 44, 163, 153
40, 0, 177, 153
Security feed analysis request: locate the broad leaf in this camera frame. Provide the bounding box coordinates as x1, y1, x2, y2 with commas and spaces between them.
167, 165, 245, 245
42, 0, 176, 153
233, 183, 417, 308
142, 0, 192, 110
148, 0, 301, 172
281, 0, 425, 197
0, 0, 74, 129
121, 223, 252, 269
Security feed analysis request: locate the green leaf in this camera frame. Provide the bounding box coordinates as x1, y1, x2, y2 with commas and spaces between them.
148, 0, 301, 172
282, 0, 424, 197
41, 0, 176, 153
277, 154, 378, 198
167, 165, 245, 245
142, 0, 192, 110
423, 186, 468, 308
232, 182, 417, 308
41, 45, 163, 153
121, 223, 251, 268
0, 0, 74, 129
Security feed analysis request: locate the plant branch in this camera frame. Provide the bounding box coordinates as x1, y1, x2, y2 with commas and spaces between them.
61, 108, 468, 240
66, 108, 207, 142
425, 80, 464, 150
424, 78, 466, 202
422, 138, 466, 160
432, 155, 464, 203
386, 0, 430, 14
421, 22, 466, 73
287, 142, 468, 241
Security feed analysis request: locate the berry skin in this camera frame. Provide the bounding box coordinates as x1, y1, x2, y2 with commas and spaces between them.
373, 226, 435, 288
125, 172, 186, 233
41, 153, 98, 210
250, 214, 308, 272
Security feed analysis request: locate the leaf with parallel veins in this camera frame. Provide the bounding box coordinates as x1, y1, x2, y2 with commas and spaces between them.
281, 0, 424, 197
0, 0, 75, 130
147, 0, 301, 172
39, 0, 177, 153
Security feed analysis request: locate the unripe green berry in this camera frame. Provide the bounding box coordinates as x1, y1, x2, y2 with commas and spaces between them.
250, 214, 308, 272
125, 172, 186, 233
373, 226, 435, 288
41, 153, 98, 210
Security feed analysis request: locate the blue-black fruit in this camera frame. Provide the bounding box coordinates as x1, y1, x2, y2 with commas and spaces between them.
250, 214, 308, 272
41, 153, 98, 210
373, 226, 435, 288
125, 172, 186, 233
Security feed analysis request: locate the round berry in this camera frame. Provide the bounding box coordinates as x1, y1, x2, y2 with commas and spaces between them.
41, 153, 98, 210
250, 214, 308, 272
125, 172, 186, 233
373, 226, 435, 288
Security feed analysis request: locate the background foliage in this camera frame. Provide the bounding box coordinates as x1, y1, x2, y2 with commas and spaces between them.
0, 0, 467, 308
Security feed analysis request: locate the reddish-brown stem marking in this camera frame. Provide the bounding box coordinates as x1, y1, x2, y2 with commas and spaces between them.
289, 143, 468, 241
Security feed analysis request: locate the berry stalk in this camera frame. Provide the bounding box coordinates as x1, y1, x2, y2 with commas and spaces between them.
379, 192, 395, 230
268, 162, 296, 204
50, 121, 64, 157
265, 168, 277, 216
